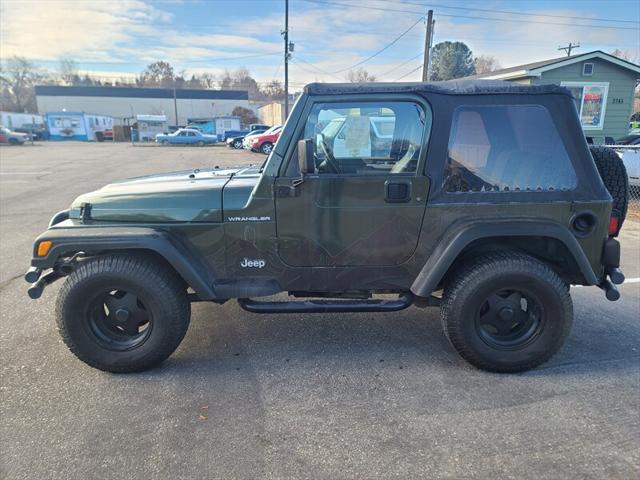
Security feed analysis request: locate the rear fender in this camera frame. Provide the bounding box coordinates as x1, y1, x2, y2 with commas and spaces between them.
410, 220, 599, 297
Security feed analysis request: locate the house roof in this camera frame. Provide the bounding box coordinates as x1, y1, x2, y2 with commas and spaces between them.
35, 85, 248, 101
466, 50, 640, 81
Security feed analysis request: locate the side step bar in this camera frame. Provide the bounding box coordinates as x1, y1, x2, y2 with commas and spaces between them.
238, 293, 413, 314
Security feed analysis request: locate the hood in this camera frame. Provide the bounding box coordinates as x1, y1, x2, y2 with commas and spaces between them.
69, 166, 258, 223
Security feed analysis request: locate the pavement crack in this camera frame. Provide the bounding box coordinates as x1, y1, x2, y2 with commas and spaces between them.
0, 274, 23, 292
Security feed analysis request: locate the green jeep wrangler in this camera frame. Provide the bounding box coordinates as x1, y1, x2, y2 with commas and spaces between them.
26, 81, 629, 374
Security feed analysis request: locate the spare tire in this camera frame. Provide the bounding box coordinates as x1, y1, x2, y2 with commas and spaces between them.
589, 146, 628, 233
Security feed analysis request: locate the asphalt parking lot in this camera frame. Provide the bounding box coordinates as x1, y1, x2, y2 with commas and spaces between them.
1, 142, 639, 479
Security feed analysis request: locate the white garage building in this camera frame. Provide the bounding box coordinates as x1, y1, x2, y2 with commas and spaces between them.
35, 85, 250, 126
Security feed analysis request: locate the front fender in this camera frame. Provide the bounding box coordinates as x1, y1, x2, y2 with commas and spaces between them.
30, 226, 216, 299
410, 219, 599, 297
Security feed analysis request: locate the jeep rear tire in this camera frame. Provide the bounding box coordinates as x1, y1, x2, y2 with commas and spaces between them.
590, 146, 629, 231
55, 253, 190, 373
441, 252, 572, 373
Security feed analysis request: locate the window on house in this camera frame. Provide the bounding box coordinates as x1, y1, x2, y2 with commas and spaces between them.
444, 105, 577, 193
582, 63, 594, 76
561, 82, 609, 130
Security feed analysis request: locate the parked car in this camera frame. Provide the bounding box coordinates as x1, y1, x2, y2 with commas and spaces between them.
615, 134, 640, 146
155, 128, 218, 146
26, 81, 630, 374
612, 136, 640, 189
14, 124, 48, 140
226, 126, 270, 149
0, 126, 28, 145
223, 123, 271, 141
245, 125, 282, 154
103, 129, 113, 141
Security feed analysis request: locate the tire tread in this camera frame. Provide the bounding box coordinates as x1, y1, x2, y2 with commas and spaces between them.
55, 253, 190, 373
441, 252, 573, 373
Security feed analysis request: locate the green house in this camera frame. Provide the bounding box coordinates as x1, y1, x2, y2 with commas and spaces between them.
473, 51, 640, 142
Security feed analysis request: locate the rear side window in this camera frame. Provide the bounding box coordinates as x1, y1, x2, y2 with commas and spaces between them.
444, 105, 577, 193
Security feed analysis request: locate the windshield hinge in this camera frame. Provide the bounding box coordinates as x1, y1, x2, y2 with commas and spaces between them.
275, 177, 303, 198
79, 203, 92, 223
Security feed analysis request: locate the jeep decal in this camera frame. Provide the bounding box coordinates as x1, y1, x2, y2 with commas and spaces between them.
240, 258, 266, 268
227, 216, 271, 222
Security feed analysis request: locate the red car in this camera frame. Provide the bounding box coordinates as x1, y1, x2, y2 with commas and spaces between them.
245, 125, 281, 154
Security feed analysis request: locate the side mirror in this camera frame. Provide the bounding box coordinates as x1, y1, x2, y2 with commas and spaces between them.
298, 139, 315, 174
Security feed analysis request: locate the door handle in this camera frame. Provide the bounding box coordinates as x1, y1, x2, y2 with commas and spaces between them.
385, 179, 411, 203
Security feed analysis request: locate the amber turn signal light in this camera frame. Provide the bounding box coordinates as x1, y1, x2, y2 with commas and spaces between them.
37, 240, 52, 257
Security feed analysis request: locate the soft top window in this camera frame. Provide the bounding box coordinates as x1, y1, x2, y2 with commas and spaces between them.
444, 105, 577, 193
297, 100, 430, 175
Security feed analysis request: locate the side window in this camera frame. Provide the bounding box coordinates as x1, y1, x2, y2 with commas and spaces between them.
444, 105, 577, 193
298, 101, 429, 175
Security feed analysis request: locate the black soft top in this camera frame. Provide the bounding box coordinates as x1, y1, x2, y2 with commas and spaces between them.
304, 80, 572, 97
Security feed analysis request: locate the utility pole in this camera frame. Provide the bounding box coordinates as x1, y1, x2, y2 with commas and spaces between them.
558, 43, 580, 56
173, 84, 179, 126
422, 10, 434, 82
283, 0, 289, 120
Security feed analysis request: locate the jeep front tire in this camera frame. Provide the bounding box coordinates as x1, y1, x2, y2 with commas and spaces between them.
441, 252, 573, 373
55, 253, 191, 373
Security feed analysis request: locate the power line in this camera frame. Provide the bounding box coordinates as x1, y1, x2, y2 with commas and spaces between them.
329, 15, 425, 74
299, 0, 639, 31
383, 0, 639, 24
24, 52, 281, 66
291, 56, 342, 80
375, 52, 424, 78
394, 65, 423, 81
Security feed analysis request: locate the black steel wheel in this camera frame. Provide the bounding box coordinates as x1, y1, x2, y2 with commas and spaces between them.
442, 252, 573, 373
86, 289, 153, 351
475, 288, 544, 349
56, 253, 190, 373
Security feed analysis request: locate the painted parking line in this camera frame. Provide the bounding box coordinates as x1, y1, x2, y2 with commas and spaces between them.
573, 277, 640, 287
0, 172, 52, 175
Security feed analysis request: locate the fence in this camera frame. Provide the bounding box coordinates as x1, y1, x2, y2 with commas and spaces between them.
610, 145, 640, 215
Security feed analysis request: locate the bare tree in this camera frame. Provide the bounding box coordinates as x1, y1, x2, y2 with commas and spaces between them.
219, 68, 262, 100
198, 72, 217, 89
139, 61, 175, 88
261, 80, 285, 100
473, 55, 502, 75
0, 56, 47, 112
232, 106, 259, 126
610, 49, 639, 64
346, 67, 376, 83
58, 58, 80, 85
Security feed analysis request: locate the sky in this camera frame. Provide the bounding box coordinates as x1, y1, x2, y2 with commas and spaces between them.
1, 0, 639, 90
